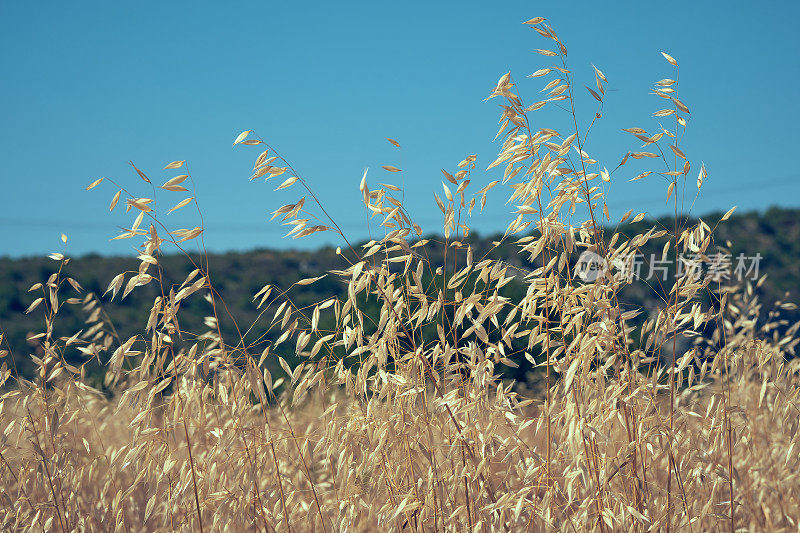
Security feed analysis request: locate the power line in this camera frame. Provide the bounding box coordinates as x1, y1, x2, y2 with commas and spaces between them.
1, 175, 796, 234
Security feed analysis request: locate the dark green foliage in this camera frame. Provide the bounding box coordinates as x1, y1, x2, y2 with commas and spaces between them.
1, 206, 797, 381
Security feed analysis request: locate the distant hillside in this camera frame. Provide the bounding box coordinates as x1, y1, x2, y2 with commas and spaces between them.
1, 206, 798, 382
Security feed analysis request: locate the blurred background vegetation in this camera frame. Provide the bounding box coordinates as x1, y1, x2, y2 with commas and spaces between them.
2, 206, 797, 387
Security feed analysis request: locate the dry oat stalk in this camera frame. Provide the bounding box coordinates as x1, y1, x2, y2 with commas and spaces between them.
1, 16, 798, 533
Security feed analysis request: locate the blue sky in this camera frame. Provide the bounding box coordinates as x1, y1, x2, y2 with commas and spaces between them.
1, 0, 798, 258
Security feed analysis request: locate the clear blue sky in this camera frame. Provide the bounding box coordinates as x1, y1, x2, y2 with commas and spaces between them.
2, 0, 798, 258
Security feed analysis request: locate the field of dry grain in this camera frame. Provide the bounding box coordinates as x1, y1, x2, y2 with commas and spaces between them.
2, 16, 799, 532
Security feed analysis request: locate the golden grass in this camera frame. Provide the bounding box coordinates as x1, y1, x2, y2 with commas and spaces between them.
2, 16, 799, 532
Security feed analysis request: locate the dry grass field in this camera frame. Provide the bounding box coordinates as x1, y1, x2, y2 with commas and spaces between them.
2, 16, 799, 532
